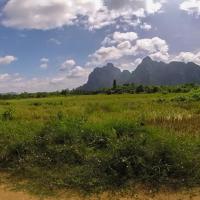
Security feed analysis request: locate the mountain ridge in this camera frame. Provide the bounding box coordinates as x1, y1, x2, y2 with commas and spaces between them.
78, 57, 200, 91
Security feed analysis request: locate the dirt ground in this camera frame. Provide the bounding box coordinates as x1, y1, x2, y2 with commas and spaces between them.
1, 185, 200, 200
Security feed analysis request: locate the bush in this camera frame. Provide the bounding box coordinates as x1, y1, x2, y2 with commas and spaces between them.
2, 107, 15, 121
1, 118, 200, 192
136, 85, 145, 93
191, 93, 200, 101
171, 96, 188, 102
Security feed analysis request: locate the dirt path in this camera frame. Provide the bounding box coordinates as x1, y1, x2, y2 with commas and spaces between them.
1, 185, 200, 200
0, 185, 37, 200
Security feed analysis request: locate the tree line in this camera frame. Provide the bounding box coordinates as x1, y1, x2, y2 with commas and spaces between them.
0, 81, 198, 100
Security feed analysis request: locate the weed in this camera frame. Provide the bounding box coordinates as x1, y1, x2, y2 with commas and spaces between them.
2, 107, 15, 121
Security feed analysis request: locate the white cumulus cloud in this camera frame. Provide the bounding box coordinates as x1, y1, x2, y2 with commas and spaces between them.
180, 0, 200, 16
140, 23, 152, 30
113, 32, 138, 43
67, 66, 90, 78
60, 59, 76, 71
88, 32, 169, 69
1, 0, 104, 30
1, 0, 165, 30
102, 31, 138, 46
173, 51, 200, 65
0, 55, 17, 65
40, 57, 49, 69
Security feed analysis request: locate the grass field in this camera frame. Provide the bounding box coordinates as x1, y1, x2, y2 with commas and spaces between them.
0, 93, 200, 195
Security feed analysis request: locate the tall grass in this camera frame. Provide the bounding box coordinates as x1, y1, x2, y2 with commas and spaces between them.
0, 94, 200, 193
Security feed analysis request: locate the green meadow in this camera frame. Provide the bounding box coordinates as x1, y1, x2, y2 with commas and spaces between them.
0, 93, 200, 194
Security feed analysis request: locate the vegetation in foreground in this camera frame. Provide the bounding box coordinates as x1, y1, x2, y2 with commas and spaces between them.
0, 90, 200, 194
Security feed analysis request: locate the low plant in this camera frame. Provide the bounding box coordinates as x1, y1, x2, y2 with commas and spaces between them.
2, 107, 15, 121
1, 118, 200, 192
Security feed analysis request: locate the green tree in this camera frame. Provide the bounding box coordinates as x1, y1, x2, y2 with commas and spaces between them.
136, 85, 144, 93
113, 79, 117, 89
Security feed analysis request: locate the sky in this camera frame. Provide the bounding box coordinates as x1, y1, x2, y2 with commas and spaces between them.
0, 0, 200, 93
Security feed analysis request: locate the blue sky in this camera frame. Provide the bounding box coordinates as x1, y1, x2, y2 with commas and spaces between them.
0, 0, 200, 92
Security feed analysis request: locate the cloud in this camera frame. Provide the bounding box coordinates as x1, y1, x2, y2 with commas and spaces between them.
40, 63, 48, 69
60, 59, 76, 71
0, 73, 11, 81
40, 57, 49, 69
140, 23, 152, 30
149, 51, 169, 62
49, 38, 61, 45
135, 37, 168, 54
119, 58, 142, 71
67, 66, 90, 78
88, 31, 169, 68
173, 51, 200, 65
0, 70, 89, 93
60, 58, 90, 79
180, 0, 200, 16
88, 46, 123, 65
50, 77, 66, 84
146, 0, 165, 14
87, 0, 166, 30
0, 55, 17, 65
113, 32, 138, 43
117, 41, 132, 49
40, 57, 49, 63
1, 0, 104, 30
102, 31, 138, 46
1, 0, 165, 30
105, 0, 165, 14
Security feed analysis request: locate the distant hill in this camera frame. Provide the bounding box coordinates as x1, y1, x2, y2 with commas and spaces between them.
130, 56, 200, 85
78, 63, 131, 91
78, 57, 200, 91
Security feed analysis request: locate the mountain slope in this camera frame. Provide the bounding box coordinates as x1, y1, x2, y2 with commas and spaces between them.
78, 57, 200, 91
130, 57, 200, 85
79, 63, 131, 91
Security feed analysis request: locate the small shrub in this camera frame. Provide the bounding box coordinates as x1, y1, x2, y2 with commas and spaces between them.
156, 98, 166, 103
191, 93, 200, 101
136, 85, 145, 93
171, 96, 187, 102
31, 102, 42, 106
57, 111, 64, 120
2, 107, 15, 121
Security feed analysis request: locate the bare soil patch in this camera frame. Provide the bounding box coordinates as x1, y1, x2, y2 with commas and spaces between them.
0, 185, 200, 200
